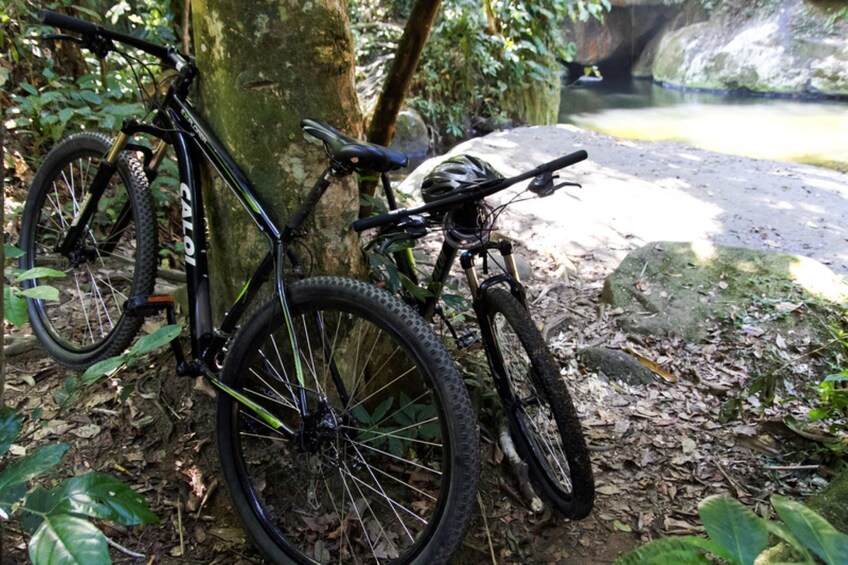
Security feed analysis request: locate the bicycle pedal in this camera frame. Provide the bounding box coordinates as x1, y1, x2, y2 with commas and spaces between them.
125, 294, 175, 317
457, 333, 482, 350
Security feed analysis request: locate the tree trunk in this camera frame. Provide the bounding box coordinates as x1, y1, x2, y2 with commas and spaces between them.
365, 0, 441, 149
191, 1, 364, 312
359, 0, 441, 216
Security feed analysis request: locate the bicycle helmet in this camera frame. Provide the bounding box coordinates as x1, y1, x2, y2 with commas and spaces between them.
421, 154, 504, 205
421, 154, 503, 248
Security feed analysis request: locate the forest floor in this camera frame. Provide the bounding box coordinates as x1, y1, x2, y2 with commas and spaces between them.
4, 127, 847, 563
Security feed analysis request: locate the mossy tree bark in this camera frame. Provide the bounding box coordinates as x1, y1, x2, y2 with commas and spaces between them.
191, 0, 364, 313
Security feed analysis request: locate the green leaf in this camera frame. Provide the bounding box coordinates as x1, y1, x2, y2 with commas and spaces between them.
77, 90, 102, 105
613, 519, 632, 532
4, 244, 25, 259
0, 444, 68, 493
130, 324, 181, 355
772, 495, 848, 565
82, 355, 127, 385
29, 514, 110, 565
400, 274, 431, 302
351, 405, 371, 425
441, 293, 469, 312
371, 396, 394, 425
762, 519, 815, 562
46, 473, 158, 526
21, 286, 60, 301
0, 482, 28, 519
614, 536, 716, 564
4, 286, 29, 327
14, 267, 67, 282
698, 495, 768, 565
19, 82, 38, 95
57, 107, 74, 123
824, 372, 848, 382
0, 409, 22, 457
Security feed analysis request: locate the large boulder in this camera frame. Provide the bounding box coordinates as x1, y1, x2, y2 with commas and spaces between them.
602, 241, 848, 342
389, 108, 430, 170
637, 0, 848, 95
562, 1, 682, 70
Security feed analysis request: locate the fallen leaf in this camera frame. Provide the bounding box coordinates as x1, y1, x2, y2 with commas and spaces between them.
71, 424, 102, 439
626, 348, 678, 382
613, 519, 632, 532
596, 485, 621, 495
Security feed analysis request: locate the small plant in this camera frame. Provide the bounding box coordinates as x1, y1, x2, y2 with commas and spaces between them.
353, 393, 440, 457
0, 408, 158, 564
3, 244, 64, 327
616, 494, 848, 565
50, 323, 181, 408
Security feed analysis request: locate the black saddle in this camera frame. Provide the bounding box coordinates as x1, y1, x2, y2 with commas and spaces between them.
301, 119, 408, 174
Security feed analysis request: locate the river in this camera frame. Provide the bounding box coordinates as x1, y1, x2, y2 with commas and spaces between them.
558, 78, 848, 172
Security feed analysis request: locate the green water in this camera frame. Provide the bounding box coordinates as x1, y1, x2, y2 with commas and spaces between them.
558, 79, 848, 172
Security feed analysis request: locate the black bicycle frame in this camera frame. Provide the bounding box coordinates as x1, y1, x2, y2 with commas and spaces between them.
60, 82, 339, 437
377, 172, 525, 321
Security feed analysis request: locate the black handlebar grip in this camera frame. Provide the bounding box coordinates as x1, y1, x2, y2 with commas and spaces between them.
352, 210, 406, 232
39, 10, 99, 35
543, 150, 588, 173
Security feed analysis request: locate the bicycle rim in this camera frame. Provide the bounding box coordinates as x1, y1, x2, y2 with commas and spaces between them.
218, 279, 476, 564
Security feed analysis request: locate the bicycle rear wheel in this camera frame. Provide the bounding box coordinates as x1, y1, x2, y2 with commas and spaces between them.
18, 132, 157, 368
482, 288, 594, 518
217, 277, 478, 564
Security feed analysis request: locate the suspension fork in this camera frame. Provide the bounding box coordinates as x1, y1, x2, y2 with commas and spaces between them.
100, 139, 170, 255
55, 130, 130, 256
461, 240, 527, 306
57, 122, 171, 257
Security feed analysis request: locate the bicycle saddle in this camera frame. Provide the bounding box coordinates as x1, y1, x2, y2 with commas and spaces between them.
301, 119, 408, 174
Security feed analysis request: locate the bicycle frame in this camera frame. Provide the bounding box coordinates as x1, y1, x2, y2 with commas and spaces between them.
375, 172, 538, 413
378, 172, 526, 315
59, 73, 340, 437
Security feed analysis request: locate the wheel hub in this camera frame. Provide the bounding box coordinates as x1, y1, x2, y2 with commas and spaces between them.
298, 402, 341, 453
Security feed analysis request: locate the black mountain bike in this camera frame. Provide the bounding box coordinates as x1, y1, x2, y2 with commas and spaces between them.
21, 11, 478, 564
320, 125, 596, 519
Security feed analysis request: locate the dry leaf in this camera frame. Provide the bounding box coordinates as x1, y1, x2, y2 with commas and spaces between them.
626, 348, 678, 382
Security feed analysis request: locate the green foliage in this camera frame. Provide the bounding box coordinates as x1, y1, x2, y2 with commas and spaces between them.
50, 323, 181, 409
351, 0, 610, 140
3, 244, 64, 327
616, 494, 848, 565
2, 0, 180, 153
353, 393, 440, 457
80, 323, 181, 385
0, 409, 157, 565
810, 323, 848, 425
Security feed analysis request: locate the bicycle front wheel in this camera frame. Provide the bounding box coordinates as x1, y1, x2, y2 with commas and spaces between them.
482, 288, 594, 518
217, 277, 479, 564
19, 132, 157, 368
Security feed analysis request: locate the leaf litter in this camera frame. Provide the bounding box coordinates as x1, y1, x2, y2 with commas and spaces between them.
3, 237, 845, 564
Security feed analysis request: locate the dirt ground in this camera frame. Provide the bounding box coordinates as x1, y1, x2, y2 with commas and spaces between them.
4, 129, 846, 563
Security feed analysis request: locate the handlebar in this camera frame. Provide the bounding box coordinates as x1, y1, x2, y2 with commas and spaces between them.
352, 149, 588, 232
39, 9, 177, 63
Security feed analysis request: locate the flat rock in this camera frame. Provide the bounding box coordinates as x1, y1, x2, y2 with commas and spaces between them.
602, 241, 848, 342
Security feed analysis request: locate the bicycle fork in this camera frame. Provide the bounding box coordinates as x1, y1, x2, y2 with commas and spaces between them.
460, 240, 527, 306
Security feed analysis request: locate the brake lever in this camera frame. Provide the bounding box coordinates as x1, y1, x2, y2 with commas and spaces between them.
554, 181, 581, 190
42, 32, 112, 58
